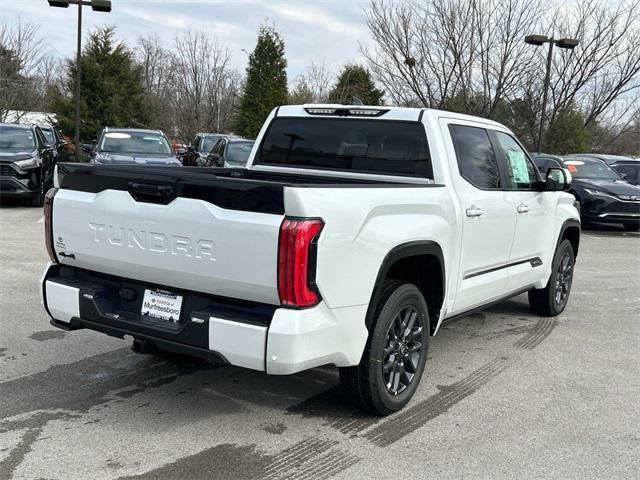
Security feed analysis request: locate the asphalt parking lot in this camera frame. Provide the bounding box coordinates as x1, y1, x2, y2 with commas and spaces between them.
1, 201, 639, 480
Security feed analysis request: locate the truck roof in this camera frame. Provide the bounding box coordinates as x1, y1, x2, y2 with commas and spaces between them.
279, 104, 506, 129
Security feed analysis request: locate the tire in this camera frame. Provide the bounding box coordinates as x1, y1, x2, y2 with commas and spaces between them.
528, 239, 575, 316
339, 280, 430, 416
623, 222, 640, 232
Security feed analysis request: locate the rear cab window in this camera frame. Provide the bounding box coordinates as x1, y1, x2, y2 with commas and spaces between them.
255, 117, 433, 179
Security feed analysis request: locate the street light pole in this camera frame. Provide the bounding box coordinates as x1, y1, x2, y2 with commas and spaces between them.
47, 1, 112, 159
538, 39, 554, 154
75, 1, 82, 156
524, 34, 579, 153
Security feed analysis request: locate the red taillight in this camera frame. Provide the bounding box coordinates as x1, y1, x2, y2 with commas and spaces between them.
278, 218, 324, 308
44, 188, 58, 262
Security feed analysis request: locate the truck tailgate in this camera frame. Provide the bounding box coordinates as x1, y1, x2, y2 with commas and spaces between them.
52, 165, 284, 305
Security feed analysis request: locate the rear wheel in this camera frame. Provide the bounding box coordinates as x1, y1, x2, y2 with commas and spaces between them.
339, 280, 429, 416
528, 239, 575, 316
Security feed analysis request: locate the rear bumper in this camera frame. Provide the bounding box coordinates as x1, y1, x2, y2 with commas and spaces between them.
41, 263, 368, 375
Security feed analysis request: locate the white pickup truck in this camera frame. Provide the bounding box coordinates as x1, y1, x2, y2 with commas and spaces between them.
42, 105, 580, 415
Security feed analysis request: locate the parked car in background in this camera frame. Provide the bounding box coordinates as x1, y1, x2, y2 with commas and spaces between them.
0, 123, 57, 206
84, 128, 181, 167
181, 133, 228, 166
38, 124, 70, 163
532, 154, 640, 231
565, 154, 640, 187
203, 137, 254, 168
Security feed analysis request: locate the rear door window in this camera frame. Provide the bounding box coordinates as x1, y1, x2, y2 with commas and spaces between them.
256, 118, 432, 178
449, 125, 501, 189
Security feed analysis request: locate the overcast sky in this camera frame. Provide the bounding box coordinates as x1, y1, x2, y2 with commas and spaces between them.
2, 0, 371, 81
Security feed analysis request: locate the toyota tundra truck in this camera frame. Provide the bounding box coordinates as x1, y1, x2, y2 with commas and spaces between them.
41, 105, 580, 415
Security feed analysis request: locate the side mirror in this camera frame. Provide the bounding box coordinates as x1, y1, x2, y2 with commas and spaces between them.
176, 147, 188, 156
81, 144, 93, 154
42, 143, 54, 151
619, 172, 628, 180
187, 145, 197, 153
546, 167, 571, 191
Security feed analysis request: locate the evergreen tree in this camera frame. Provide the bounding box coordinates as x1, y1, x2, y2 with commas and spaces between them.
328, 64, 384, 105
545, 103, 591, 154
54, 27, 149, 140
235, 26, 287, 138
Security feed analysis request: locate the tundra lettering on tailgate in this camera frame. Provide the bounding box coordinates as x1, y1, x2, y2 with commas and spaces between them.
88, 223, 216, 261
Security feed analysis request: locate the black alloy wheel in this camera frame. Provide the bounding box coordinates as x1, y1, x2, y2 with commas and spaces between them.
383, 305, 425, 396
339, 280, 430, 415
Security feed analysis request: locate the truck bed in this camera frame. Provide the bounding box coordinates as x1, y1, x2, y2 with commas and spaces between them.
57, 163, 415, 215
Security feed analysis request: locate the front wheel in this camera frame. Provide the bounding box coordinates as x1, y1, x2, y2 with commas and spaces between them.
528, 239, 575, 316
339, 280, 429, 416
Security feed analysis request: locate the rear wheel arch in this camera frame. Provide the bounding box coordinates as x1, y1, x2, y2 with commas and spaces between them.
367, 241, 445, 335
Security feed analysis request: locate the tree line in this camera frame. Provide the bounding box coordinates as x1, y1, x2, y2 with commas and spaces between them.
1, 0, 639, 155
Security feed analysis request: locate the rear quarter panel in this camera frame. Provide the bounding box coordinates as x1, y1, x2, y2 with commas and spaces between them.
284, 186, 456, 309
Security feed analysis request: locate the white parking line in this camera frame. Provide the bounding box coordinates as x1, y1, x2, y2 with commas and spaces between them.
582, 234, 600, 239
37, 216, 44, 224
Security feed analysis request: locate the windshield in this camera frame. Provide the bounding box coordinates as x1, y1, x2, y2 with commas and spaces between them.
40, 128, 54, 143
0, 126, 36, 152
564, 159, 622, 180
226, 141, 254, 166
202, 135, 224, 152
257, 118, 432, 178
99, 131, 172, 155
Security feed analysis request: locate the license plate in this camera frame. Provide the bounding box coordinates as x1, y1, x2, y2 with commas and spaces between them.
141, 289, 183, 322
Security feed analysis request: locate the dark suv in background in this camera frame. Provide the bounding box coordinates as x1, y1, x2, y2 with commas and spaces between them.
180, 132, 227, 166
85, 128, 181, 166
0, 123, 57, 207
203, 137, 254, 168
532, 154, 640, 231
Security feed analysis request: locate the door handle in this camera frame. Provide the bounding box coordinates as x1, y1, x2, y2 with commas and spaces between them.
466, 205, 484, 217
517, 203, 530, 213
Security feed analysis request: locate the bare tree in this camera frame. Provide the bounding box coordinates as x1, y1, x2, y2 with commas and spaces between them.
290, 61, 333, 104
0, 19, 46, 121
546, 0, 640, 127
362, 0, 542, 114
362, 0, 640, 151
136, 33, 176, 134
171, 30, 240, 138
